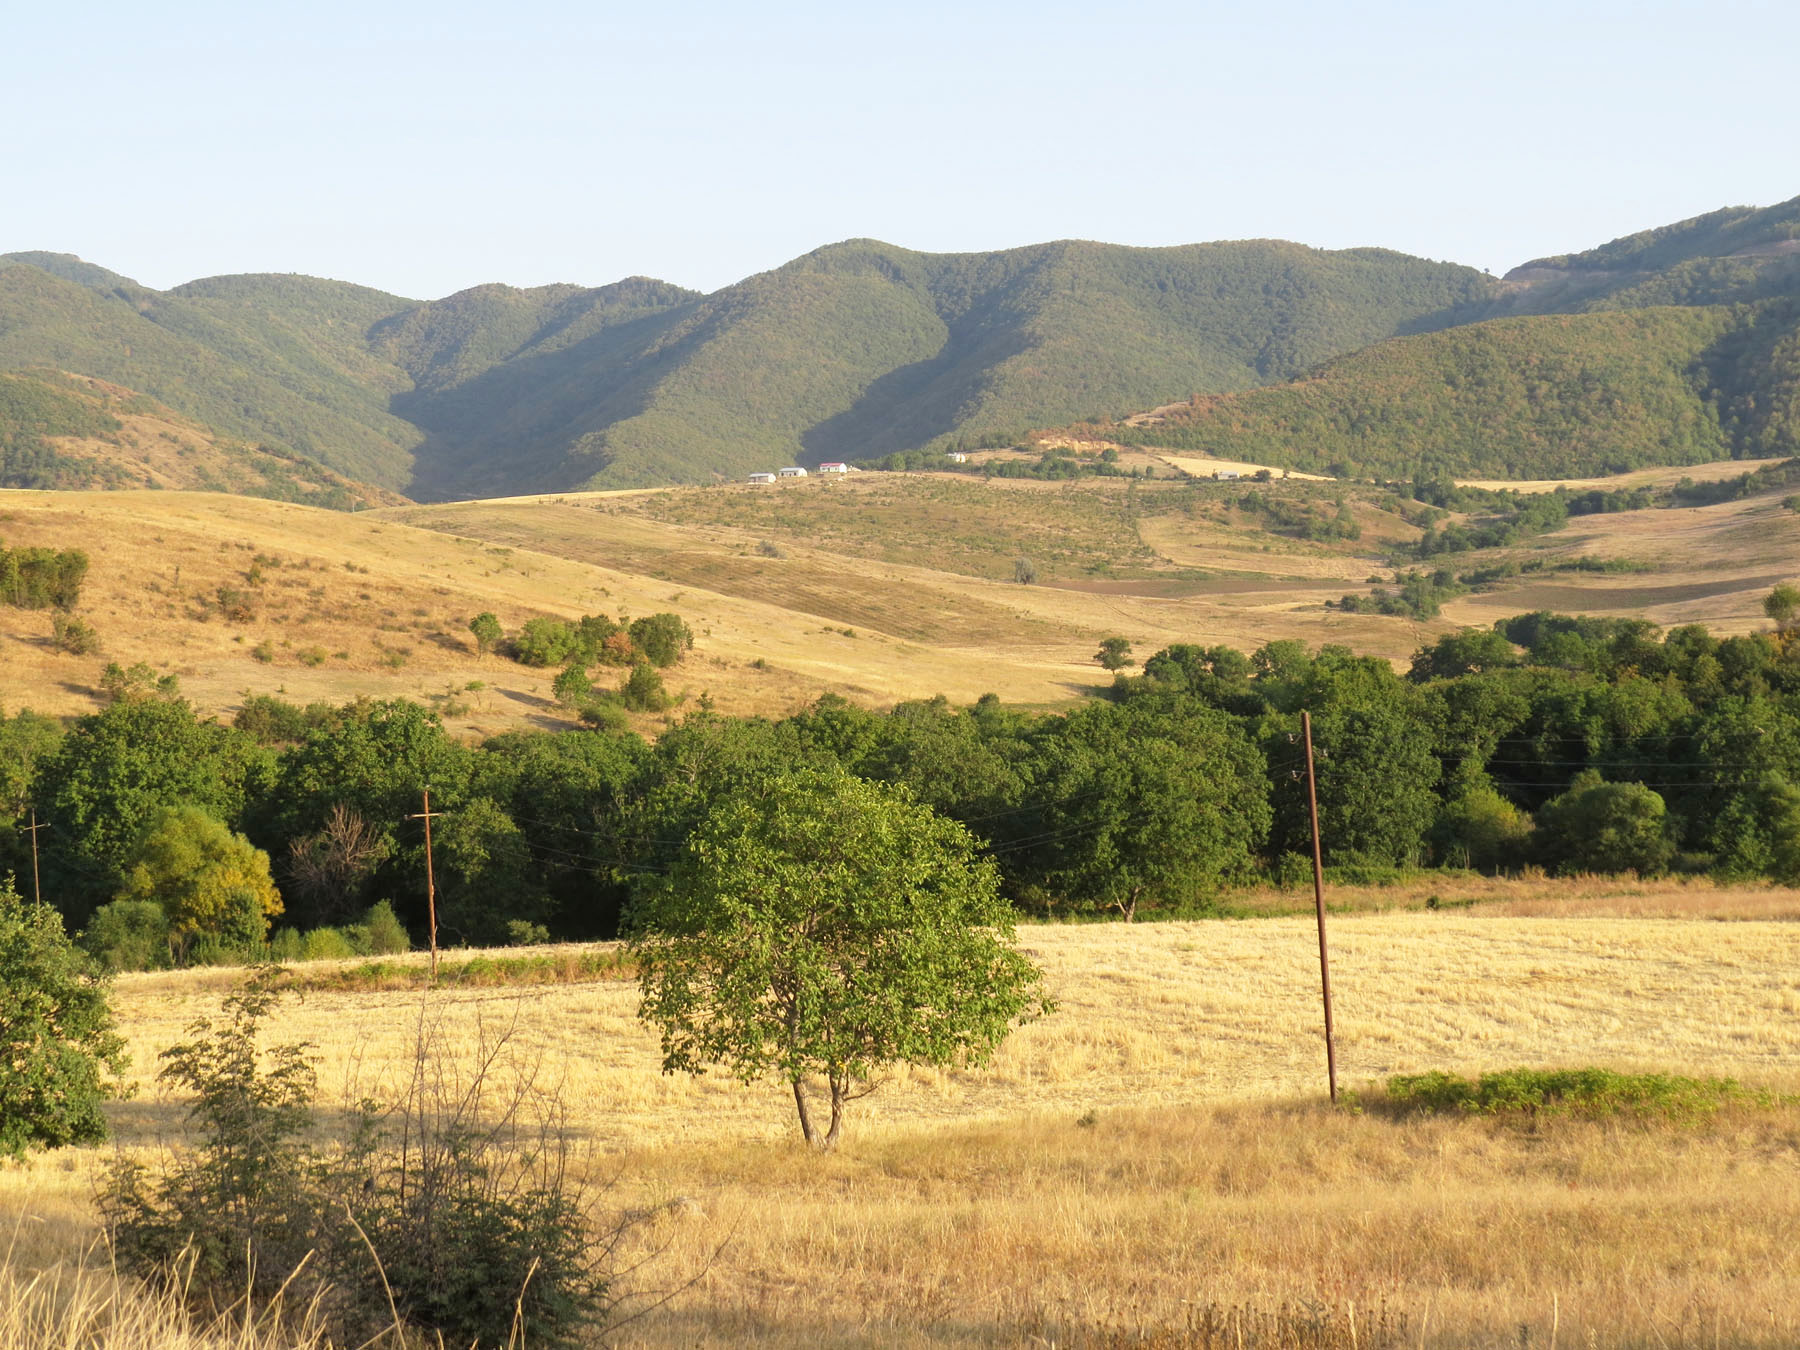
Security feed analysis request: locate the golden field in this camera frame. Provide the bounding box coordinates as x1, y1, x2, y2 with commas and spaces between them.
4, 458, 1793, 736
7, 889, 1800, 1347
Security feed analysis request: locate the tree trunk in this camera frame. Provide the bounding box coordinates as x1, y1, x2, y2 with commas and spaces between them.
792, 1078, 818, 1148
822, 1077, 846, 1152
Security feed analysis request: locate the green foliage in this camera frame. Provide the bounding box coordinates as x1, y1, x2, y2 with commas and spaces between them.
99, 661, 180, 704
619, 660, 672, 712
512, 616, 579, 667
117, 806, 284, 961
467, 610, 503, 655
1535, 771, 1675, 876
0, 370, 123, 489
551, 661, 593, 708
632, 768, 1050, 1149
361, 899, 410, 955
1334, 570, 1466, 619
1432, 785, 1532, 871
628, 612, 694, 667
50, 613, 99, 654
1384, 1067, 1761, 1122
1095, 636, 1134, 671
0, 876, 128, 1156
82, 899, 172, 972
233, 693, 336, 745
0, 538, 88, 609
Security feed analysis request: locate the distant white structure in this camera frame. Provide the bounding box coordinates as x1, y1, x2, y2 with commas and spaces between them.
817, 461, 849, 474
946, 451, 968, 463
778, 466, 808, 478
1213, 470, 1240, 481
747, 471, 777, 484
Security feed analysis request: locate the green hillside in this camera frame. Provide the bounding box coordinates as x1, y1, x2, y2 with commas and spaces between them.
1499, 195, 1800, 313
0, 258, 422, 485
1108, 302, 1800, 479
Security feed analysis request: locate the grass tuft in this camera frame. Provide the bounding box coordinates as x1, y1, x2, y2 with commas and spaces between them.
1379, 1066, 1770, 1122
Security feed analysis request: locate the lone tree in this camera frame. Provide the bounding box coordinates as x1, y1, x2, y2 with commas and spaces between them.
1095, 636, 1134, 671
467, 612, 504, 657
631, 768, 1050, 1150
0, 878, 128, 1156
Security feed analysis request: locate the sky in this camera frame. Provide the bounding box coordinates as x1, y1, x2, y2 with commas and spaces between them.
5, 0, 1798, 300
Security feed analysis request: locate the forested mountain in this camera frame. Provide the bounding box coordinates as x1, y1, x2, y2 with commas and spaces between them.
1109, 301, 1800, 478
0, 243, 1492, 496
3, 196, 1799, 498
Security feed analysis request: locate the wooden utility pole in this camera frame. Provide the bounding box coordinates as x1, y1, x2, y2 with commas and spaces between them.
1301, 711, 1338, 1103
407, 789, 443, 979
22, 808, 47, 907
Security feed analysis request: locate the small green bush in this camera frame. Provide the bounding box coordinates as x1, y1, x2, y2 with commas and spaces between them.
506, 918, 552, 946
82, 900, 171, 972
1383, 1067, 1762, 1122
52, 613, 100, 654
300, 927, 356, 961
362, 901, 409, 955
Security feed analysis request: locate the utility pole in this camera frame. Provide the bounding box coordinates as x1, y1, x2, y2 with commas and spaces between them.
22, 808, 47, 907
1301, 711, 1338, 1103
407, 789, 443, 979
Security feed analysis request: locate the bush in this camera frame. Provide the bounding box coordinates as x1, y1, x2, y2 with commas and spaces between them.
82, 899, 171, 972
619, 660, 671, 712
578, 697, 630, 733
300, 927, 356, 961
506, 918, 551, 946
1383, 1067, 1760, 1122
512, 616, 578, 667
0, 877, 129, 1156
628, 612, 694, 667
101, 972, 621, 1346
52, 613, 100, 654
361, 900, 409, 955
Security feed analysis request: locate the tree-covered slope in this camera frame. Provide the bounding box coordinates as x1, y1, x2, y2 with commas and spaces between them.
0, 258, 423, 486
1499, 195, 1800, 313
1110, 302, 1800, 479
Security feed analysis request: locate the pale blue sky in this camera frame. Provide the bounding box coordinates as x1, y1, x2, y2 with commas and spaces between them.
5, 0, 1796, 299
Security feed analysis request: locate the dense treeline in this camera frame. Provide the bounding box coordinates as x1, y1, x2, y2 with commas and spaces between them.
3, 603, 1797, 963
0, 371, 122, 489
1107, 303, 1800, 480
0, 538, 88, 610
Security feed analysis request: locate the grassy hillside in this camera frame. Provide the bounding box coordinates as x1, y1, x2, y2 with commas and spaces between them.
0, 259, 423, 486
1107, 303, 1800, 478
0, 370, 397, 504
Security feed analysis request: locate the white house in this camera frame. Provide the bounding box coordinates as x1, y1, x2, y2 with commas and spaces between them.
946, 452, 968, 463
778, 466, 808, 478
747, 471, 777, 484
817, 461, 849, 474
1213, 470, 1240, 481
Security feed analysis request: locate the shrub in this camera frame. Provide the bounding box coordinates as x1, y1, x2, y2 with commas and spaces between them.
300, 927, 356, 961
578, 697, 630, 733
512, 617, 578, 667
82, 899, 171, 972
0, 877, 129, 1156
506, 918, 551, 946
51, 613, 100, 654
628, 612, 694, 667
99, 661, 180, 704
361, 900, 409, 955
250, 639, 274, 663
101, 972, 622, 1346
1014, 557, 1040, 585
619, 660, 671, 712
215, 586, 256, 622
1383, 1067, 1760, 1122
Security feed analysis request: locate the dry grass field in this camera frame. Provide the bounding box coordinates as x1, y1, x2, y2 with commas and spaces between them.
7, 892, 1800, 1347
4, 457, 1795, 735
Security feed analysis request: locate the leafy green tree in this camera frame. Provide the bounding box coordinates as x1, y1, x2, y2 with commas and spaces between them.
467, 612, 503, 657
1432, 785, 1532, 871
627, 613, 694, 668
82, 899, 172, 972
511, 617, 578, 667
1535, 772, 1675, 876
434, 797, 547, 945
0, 877, 128, 1156
1764, 583, 1800, 628
1014, 702, 1270, 919
34, 699, 273, 920
631, 769, 1050, 1150
1095, 636, 1134, 671
117, 806, 284, 961
552, 661, 593, 708
620, 661, 671, 712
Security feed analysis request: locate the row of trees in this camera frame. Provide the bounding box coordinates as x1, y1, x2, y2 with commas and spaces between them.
2, 600, 1797, 958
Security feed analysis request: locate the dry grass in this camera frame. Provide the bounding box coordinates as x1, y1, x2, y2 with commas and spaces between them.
7, 908, 1800, 1345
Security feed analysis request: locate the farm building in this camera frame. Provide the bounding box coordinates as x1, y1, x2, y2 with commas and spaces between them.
946, 452, 968, 463
817, 461, 850, 474
779, 466, 808, 478
1213, 470, 1240, 481
747, 471, 777, 484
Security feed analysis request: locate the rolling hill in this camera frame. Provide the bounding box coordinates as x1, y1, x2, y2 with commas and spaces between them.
0, 242, 1495, 496
4, 194, 1800, 497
